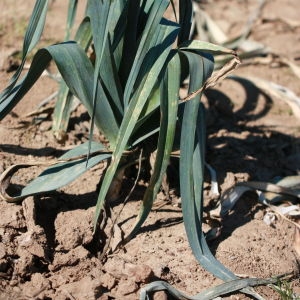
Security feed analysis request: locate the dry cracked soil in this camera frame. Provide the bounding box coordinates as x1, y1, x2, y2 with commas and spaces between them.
0, 0, 300, 299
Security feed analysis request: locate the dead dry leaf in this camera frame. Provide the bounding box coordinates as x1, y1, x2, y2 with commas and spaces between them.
181, 54, 241, 102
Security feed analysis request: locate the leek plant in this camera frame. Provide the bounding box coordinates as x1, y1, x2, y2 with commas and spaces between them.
0, 0, 275, 298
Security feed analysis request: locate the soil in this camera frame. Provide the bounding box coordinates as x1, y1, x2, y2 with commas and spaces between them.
0, 1, 300, 299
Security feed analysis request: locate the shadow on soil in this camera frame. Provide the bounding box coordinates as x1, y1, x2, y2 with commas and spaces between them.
205, 82, 299, 181
0, 144, 65, 157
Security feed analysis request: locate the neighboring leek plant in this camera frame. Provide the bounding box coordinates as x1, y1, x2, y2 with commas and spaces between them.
0, 0, 275, 298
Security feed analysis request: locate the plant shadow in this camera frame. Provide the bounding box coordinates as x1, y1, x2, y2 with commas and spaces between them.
206, 192, 264, 256
202, 79, 300, 253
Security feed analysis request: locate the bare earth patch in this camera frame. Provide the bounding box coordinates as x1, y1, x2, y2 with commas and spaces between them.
0, 1, 299, 299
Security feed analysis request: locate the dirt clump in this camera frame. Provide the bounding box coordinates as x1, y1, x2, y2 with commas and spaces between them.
0, 0, 300, 299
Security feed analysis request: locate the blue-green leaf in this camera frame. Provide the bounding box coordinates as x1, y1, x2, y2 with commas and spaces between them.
140, 277, 277, 300
126, 51, 181, 240
52, 15, 92, 139
65, 0, 78, 40
123, 0, 170, 108
179, 50, 236, 281
0, 43, 120, 144
86, 0, 116, 151
94, 18, 180, 232
2, 142, 110, 202
178, 0, 193, 44
0, 0, 49, 100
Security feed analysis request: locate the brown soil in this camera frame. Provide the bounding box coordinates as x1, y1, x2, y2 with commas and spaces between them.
0, 1, 300, 299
